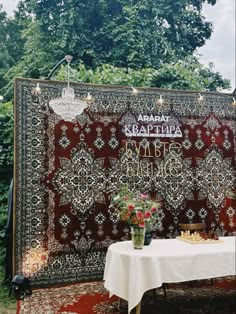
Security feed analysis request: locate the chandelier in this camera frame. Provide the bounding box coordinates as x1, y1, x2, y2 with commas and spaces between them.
49, 55, 88, 121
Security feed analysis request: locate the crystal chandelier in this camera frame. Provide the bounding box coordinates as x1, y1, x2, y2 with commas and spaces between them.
49, 55, 88, 121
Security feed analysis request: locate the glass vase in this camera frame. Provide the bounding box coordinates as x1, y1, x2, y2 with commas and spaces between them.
131, 226, 145, 249
144, 231, 152, 245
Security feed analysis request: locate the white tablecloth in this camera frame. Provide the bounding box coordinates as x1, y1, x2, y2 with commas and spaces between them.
103, 237, 236, 313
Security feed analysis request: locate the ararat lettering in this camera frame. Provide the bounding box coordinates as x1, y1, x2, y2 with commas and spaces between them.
137, 114, 170, 123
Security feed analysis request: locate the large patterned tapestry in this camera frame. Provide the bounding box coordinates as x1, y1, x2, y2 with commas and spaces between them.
14, 78, 236, 285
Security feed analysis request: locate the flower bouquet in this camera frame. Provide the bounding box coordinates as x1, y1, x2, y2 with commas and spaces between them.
109, 185, 161, 248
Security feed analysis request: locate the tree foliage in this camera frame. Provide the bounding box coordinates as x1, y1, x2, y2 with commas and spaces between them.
56, 57, 230, 91
0, 3, 31, 98
150, 58, 230, 91
14, 0, 216, 69
0, 103, 14, 170
0, 0, 231, 100
0, 102, 13, 273
0, 6, 25, 91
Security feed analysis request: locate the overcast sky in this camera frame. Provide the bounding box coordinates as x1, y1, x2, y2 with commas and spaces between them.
197, 0, 235, 92
1, 0, 235, 92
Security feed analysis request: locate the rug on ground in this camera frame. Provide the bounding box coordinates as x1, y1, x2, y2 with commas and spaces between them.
17, 276, 236, 314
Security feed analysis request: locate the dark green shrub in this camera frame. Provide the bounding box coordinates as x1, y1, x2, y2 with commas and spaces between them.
0, 102, 13, 272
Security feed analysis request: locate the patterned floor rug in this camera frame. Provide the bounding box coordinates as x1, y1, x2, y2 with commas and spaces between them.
17, 277, 236, 314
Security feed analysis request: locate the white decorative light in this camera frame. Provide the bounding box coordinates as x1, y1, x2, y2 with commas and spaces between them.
198, 93, 203, 102
84, 92, 93, 103
35, 83, 41, 94
131, 86, 139, 95
157, 94, 164, 105
49, 55, 88, 121
231, 97, 236, 107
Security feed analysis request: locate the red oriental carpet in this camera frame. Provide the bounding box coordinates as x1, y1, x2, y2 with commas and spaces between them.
14, 78, 236, 286
17, 277, 236, 314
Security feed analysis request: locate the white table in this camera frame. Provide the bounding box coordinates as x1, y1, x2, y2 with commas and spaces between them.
103, 237, 236, 313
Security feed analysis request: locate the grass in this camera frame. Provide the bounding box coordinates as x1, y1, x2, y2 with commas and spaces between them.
0, 270, 16, 314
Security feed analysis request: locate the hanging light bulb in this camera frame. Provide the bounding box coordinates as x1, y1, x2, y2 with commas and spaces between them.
49, 55, 88, 121
198, 93, 204, 102
157, 94, 164, 106
231, 97, 236, 107
31, 82, 41, 95
131, 86, 139, 95
35, 83, 41, 94
84, 92, 93, 103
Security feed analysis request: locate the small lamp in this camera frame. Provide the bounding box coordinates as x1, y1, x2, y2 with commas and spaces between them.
35, 83, 41, 94
131, 86, 139, 95
231, 97, 236, 107
84, 92, 93, 104
198, 93, 204, 102
157, 94, 164, 106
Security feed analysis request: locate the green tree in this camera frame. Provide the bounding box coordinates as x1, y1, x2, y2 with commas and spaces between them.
151, 57, 230, 91
0, 0, 230, 100
56, 57, 230, 92
0, 102, 13, 276
17, 0, 217, 69
0, 7, 15, 91
0, 4, 30, 98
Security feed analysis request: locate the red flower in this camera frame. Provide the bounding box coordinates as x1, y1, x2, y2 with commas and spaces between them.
144, 211, 151, 218
127, 204, 135, 211
151, 207, 157, 212
136, 211, 144, 220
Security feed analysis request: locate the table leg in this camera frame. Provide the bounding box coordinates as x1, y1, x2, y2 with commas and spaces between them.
118, 297, 121, 311
135, 301, 141, 314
